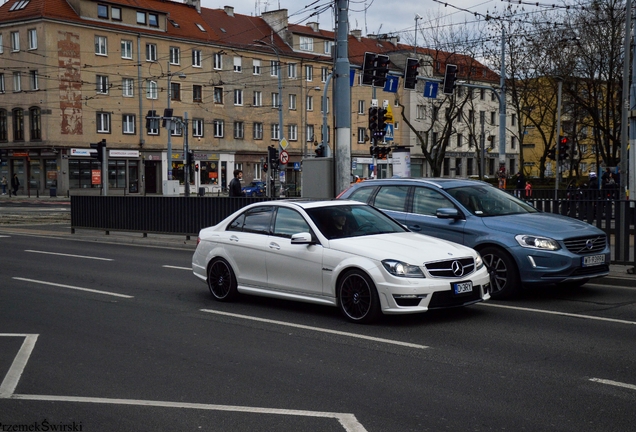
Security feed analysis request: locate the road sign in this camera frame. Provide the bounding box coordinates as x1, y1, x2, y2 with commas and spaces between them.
424, 82, 438, 99
384, 102, 394, 123
293, 162, 301, 171
280, 138, 289, 150
384, 124, 394, 141
279, 150, 289, 165
383, 76, 399, 93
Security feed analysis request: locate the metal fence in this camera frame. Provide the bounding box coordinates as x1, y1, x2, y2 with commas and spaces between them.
71, 195, 635, 266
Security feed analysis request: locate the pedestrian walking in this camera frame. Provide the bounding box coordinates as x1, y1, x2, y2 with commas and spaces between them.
228, 169, 245, 197
11, 174, 19, 196
1, 175, 7, 195
524, 181, 532, 198
514, 171, 526, 198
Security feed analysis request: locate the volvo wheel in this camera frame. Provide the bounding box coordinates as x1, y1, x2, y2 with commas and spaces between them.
480, 246, 521, 299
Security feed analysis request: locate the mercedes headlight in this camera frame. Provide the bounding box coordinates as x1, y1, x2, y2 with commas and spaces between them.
515, 234, 560, 251
382, 260, 425, 278
475, 252, 484, 270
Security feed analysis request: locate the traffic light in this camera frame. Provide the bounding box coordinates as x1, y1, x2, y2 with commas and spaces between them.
404, 58, 419, 90
362, 52, 376, 86
547, 147, 556, 160
558, 136, 570, 158
376, 108, 388, 137
374, 54, 390, 87
268, 145, 279, 169
315, 145, 325, 157
368, 107, 378, 134
442, 64, 458, 95
161, 108, 173, 128
195, 163, 199, 172
186, 150, 194, 165
90, 139, 106, 163
263, 162, 268, 173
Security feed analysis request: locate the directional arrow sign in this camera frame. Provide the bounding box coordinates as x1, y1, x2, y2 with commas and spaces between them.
424, 82, 438, 99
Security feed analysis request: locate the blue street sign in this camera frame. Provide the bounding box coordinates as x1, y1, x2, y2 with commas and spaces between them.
383, 76, 399, 93
350, 68, 355, 87
424, 82, 438, 99
293, 162, 301, 171
384, 124, 394, 141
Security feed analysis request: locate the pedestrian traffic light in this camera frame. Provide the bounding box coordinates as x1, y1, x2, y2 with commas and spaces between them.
442, 64, 457, 95
263, 161, 268, 173
90, 139, 106, 163
376, 108, 388, 137
362, 52, 376, 86
374, 54, 390, 87
195, 163, 199, 172
404, 58, 419, 90
368, 107, 378, 133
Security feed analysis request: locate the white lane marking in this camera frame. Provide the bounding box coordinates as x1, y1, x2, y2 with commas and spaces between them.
162, 265, 191, 270
0, 334, 39, 398
0, 235, 11, 238
479, 303, 636, 325
9, 394, 367, 431
590, 378, 636, 392
201, 309, 429, 349
25, 249, 113, 261
13, 277, 133, 299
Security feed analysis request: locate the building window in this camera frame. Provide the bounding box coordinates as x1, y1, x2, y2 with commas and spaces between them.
457, 133, 463, 147
357, 127, 366, 143
193, 85, 202, 102
136, 11, 146, 25
288, 63, 297, 78
13, 108, 24, 141
95, 36, 107, 55
97, 112, 110, 133
145, 43, 157, 62
96, 75, 108, 94
29, 70, 38, 90
271, 123, 280, 140
233, 56, 242, 72
122, 114, 135, 134
321, 67, 329, 82
171, 117, 183, 136
27, 29, 37, 50
146, 110, 159, 135
480, 88, 485, 100
234, 121, 244, 139
146, 80, 157, 99
97, 4, 108, 18
170, 82, 180, 101
468, 109, 474, 123
11, 31, 20, 52
253, 122, 263, 140
0, 110, 7, 141
121, 40, 133, 59
306, 95, 314, 111
491, 111, 496, 125
122, 78, 134, 97
253, 91, 262, 107
192, 49, 201, 67
270, 60, 279, 77
305, 65, 313, 81
320, 96, 329, 113
0, 35, 3, 54
253, 59, 261, 75
111, 7, 121, 20
0, 74, 4, 93
13, 72, 21, 92
288, 124, 297, 141
213, 87, 223, 104
272, 92, 279, 108
213, 120, 224, 137
511, 113, 516, 126
299, 36, 314, 51
416, 105, 425, 119
234, 89, 243, 106
511, 136, 517, 150
289, 94, 297, 110
306, 124, 314, 142
148, 13, 158, 27
358, 100, 365, 114
169, 47, 180, 65
213, 53, 222, 70
192, 118, 204, 137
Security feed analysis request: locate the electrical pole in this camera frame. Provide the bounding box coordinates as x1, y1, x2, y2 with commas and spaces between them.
334, 0, 351, 196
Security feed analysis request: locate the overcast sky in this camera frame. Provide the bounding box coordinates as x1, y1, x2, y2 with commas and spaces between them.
200, 0, 509, 43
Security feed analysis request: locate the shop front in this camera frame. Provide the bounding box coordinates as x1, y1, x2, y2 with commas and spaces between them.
1, 149, 59, 197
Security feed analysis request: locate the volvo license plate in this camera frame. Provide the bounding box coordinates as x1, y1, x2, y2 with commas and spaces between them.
582, 254, 605, 267
452, 281, 473, 295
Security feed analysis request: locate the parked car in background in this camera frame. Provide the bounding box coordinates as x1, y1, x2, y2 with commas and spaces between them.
338, 178, 610, 298
241, 181, 266, 197
192, 200, 491, 323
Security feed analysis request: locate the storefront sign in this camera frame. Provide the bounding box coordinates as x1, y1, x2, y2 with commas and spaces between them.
91, 170, 101, 185
71, 148, 95, 157
109, 150, 139, 158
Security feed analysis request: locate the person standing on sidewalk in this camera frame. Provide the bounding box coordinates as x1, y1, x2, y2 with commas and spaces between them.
11, 174, 20, 196
1, 176, 7, 195
228, 169, 245, 197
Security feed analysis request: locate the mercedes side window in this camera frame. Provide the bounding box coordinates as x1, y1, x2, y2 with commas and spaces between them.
227, 214, 245, 231
273, 207, 311, 238
242, 206, 274, 234
373, 186, 408, 212
412, 187, 454, 216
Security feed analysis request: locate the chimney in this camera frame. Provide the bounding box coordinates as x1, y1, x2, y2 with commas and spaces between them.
184, 0, 201, 13
261, 9, 290, 46
350, 29, 362, 41
308, 22, 319, 32
224, 6, 234, 17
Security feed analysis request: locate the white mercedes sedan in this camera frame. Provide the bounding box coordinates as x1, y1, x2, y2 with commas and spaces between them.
192, 200, 491, 324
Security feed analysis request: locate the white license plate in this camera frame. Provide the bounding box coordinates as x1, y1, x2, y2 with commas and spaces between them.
582, 254, 605, 267
452, 281, 473, 295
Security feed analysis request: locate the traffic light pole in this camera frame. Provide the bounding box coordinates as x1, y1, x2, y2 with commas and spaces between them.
183, 112, 190, 197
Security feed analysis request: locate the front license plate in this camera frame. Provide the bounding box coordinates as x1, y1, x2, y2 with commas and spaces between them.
452, 281, 473, 295
582, 254, 605, 267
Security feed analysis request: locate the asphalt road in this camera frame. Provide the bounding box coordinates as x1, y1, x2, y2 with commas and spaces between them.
1, 231, 635, 431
